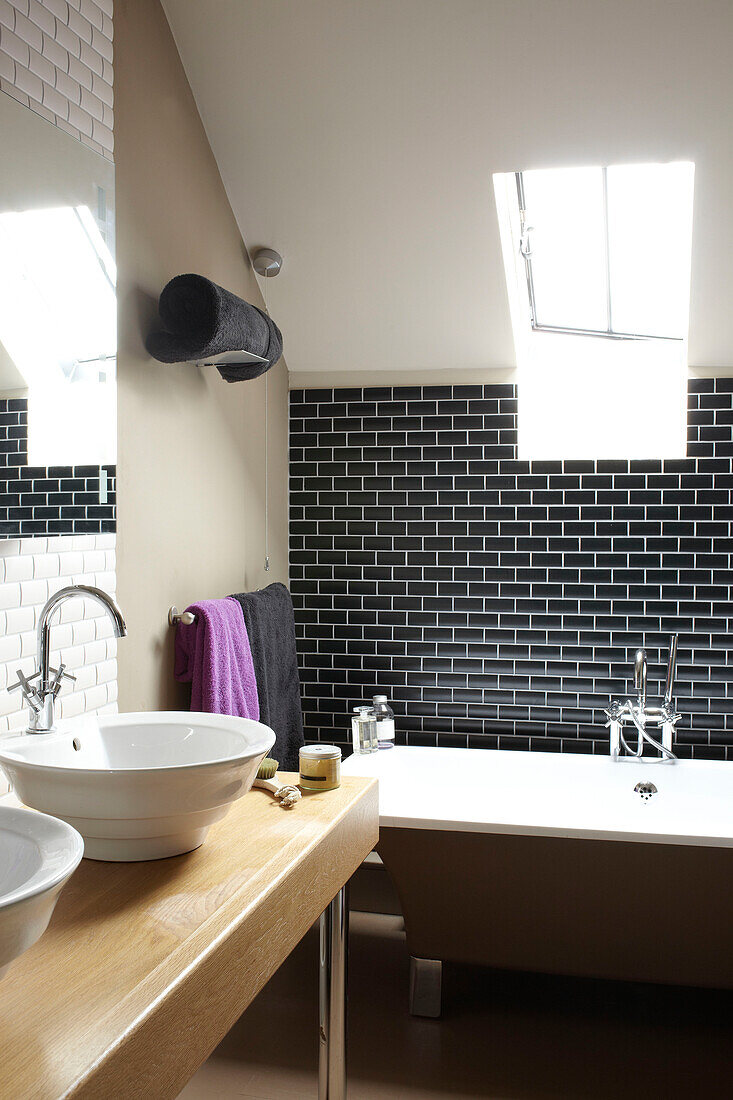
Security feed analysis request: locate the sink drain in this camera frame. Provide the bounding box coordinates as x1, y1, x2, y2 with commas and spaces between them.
634, 780, 658, 801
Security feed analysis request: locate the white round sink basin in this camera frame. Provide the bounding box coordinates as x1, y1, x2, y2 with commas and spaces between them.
0, 712, 275, 862
0, 805, 83, 979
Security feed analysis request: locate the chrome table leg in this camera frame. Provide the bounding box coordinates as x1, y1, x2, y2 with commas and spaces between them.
319, 885, 348, 1100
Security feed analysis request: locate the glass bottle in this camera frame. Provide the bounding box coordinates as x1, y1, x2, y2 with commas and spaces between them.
351, 705, 378, 754
372, 695, 395, 748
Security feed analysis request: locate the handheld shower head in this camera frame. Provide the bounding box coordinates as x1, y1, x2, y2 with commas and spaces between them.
634, 648, 647, 710
664, 634, 679, 708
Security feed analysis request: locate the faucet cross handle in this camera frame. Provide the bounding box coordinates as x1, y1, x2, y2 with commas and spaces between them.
604, 700, 623, 725
8, 669, 43, 713
661, 701, 683, 724
49, 664, 76, 698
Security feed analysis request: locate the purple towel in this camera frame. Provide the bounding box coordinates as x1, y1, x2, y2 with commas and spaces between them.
174, 598, 260, 720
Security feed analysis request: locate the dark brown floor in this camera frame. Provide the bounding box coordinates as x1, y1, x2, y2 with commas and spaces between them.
179, 911, 733, 1099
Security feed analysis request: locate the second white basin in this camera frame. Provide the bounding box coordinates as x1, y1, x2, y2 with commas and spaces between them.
0, 805, 83, 979
0, 712, 275, 862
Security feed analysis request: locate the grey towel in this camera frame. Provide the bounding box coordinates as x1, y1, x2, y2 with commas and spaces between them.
146, 273, 283, 382
230, 583, 304, 772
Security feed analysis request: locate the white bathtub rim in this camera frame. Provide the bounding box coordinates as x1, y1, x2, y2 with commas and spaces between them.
343, 745, 733, 849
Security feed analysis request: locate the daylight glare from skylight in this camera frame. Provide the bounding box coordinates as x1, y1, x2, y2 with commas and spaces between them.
0, 205, 117, 464
494, 160, 695, 460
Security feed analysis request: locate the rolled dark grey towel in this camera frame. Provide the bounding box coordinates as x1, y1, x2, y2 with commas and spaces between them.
145, 273, 283, 382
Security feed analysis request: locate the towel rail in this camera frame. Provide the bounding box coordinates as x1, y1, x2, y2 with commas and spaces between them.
168, 606, 196, 627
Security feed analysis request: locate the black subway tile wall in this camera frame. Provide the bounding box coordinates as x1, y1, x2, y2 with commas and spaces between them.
289, 378, 733, 760
0, 399, 115, 537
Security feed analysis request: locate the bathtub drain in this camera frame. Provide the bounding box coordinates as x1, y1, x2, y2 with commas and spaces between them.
634, 780, 658, 801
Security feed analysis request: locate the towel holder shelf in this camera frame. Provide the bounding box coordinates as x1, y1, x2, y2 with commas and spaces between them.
168, 606, 196, 627
195, 349, 268, 368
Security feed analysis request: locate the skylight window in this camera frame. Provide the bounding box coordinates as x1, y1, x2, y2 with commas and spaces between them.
517, 163, 694, 341
494, 161, 695, 460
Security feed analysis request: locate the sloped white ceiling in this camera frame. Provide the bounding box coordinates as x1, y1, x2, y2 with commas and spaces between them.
162, 0, 733, 376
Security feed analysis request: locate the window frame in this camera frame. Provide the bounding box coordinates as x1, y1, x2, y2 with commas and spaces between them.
515, 168, 683, 343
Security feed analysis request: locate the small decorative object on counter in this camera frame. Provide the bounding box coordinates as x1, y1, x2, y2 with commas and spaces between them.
299, 744, 342, 791
249, 774, 299, 809
372, 695, 395, 748
352, 706, 378, 754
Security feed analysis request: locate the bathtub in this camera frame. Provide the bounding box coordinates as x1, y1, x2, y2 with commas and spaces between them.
343, 746, 733, 1013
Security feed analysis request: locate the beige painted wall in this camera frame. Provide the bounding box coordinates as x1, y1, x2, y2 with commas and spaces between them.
113, 0, 288, 711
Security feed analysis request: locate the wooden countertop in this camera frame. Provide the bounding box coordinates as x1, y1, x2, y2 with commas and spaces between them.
0, 775, 378, 1100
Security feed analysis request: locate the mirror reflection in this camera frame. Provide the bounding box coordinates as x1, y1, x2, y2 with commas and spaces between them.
0, 89, 116, 537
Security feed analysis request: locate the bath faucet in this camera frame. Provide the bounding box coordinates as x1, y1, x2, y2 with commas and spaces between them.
605, 635, 681, 762
9, 585, 127, 733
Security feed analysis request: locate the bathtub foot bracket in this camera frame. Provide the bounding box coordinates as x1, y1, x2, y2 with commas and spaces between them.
409, 956, 442, 1017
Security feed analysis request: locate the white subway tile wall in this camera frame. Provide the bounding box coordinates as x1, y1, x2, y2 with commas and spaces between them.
0, 533, 118, 793
0, 0, 112, 158
0, 2, 115, 796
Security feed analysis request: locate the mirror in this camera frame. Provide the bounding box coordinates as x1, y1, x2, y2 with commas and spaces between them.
0, 90, 116, 539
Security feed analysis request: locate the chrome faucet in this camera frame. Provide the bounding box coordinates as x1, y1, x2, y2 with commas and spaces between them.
605, 634, 681, 762
9, 584, 127, 733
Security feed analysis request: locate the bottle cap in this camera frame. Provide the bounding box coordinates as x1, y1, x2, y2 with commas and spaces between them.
373, 694, 388, 702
